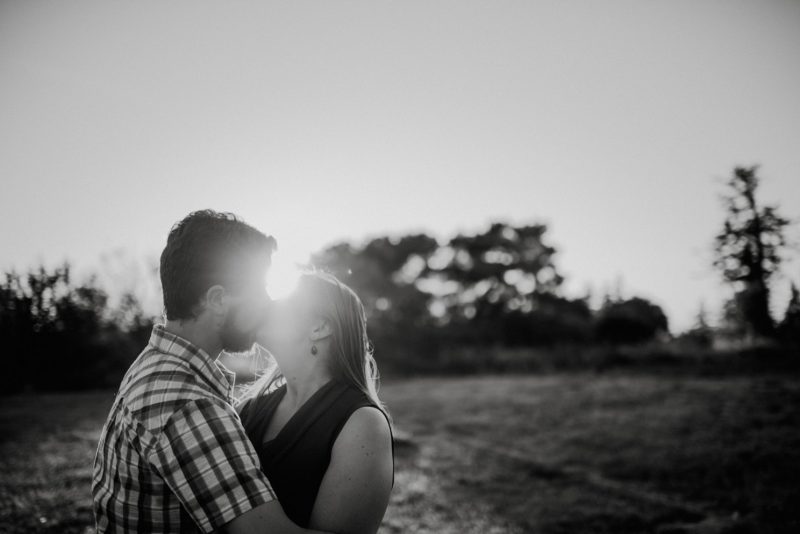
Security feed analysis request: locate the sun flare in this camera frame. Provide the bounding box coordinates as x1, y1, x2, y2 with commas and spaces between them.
266, 251, 301, 300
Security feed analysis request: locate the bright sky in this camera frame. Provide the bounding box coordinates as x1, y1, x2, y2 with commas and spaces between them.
2, 1, 799, 331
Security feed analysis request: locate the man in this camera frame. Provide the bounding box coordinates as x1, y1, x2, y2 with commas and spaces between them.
92, 210, 329, 534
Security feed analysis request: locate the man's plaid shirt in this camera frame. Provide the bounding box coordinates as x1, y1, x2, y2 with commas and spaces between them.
92, 324, 275, 533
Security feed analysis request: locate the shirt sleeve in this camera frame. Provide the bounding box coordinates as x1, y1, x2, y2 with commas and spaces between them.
148, 397, 275, 533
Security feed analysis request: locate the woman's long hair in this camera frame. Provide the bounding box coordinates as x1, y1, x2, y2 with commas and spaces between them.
237, 271, 386, 418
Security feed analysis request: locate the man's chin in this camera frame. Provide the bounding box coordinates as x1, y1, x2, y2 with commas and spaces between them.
221, 333, 257, 353
223, 342, 255, 354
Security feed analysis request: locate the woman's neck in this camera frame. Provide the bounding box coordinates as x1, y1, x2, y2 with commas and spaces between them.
281, 364, 333, 409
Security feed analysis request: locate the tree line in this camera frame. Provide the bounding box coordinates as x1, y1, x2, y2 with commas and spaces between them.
0, 265, 151, 393
1, 166, 797, 393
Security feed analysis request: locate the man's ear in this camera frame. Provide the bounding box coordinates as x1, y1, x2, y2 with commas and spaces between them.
309, 318, 334, 342
204, 285, 228, 316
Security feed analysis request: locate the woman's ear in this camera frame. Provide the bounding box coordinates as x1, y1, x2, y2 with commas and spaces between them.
309, 318, 334, 342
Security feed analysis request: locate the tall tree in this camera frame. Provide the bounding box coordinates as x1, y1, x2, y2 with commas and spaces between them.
713, 166, 791, 339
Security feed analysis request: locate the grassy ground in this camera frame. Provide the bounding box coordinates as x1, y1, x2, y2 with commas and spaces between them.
1, 373, 799, 534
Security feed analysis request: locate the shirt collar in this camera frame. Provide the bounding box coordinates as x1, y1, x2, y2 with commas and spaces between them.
148, 324, 236, 402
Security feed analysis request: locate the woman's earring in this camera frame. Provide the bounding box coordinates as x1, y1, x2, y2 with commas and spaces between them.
311, 344, 318, 356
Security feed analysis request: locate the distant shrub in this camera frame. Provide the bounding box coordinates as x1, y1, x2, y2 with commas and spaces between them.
593, 297, 669, 345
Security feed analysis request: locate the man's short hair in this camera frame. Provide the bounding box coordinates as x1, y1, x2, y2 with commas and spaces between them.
160, 210, 276, 320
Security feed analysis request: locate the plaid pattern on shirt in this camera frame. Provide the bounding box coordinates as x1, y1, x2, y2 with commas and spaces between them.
92, 324, 275, 533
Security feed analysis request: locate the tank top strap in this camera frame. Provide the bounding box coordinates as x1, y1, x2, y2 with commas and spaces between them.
327, 388, 396, 488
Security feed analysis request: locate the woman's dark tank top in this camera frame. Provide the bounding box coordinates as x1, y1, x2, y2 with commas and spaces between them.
238, 379, 394, 528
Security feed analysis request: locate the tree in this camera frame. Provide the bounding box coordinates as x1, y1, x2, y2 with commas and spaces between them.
310, 234, 442, 370
713, 166, 792, 339
311, 234, 438, 320
594, 297, 669, 345
719, 296, 747, 340
425, 222, 564, 323
679, 302, 714, 348
417, 221, 597, 347
778, 282, 800, 346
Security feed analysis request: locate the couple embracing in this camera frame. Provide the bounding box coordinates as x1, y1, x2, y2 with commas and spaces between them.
91, 210, 394, 534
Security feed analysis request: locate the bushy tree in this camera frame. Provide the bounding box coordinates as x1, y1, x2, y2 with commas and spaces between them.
421, 221, 593, 347
501, 293, 593, 346
310, 234, 441, 370
594, 296, 669, 345
424, 222, 561, 319
310, 224, 597, 368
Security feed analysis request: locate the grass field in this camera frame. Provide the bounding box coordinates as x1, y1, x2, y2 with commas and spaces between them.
1, 372, 799, 534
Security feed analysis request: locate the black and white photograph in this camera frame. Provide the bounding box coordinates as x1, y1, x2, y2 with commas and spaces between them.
1, 2, 799, 533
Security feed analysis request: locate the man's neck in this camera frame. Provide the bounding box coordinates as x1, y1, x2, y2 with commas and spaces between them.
163, 319, 222, 360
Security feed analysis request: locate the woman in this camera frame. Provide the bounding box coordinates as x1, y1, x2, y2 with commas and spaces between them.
236, 272, 394, 534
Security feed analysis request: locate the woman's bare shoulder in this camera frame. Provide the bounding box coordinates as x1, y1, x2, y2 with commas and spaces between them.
336, 405, 392, 449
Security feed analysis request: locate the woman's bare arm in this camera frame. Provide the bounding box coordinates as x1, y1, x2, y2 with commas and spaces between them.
307, 407, 393, 534
222, 500, 333, 534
